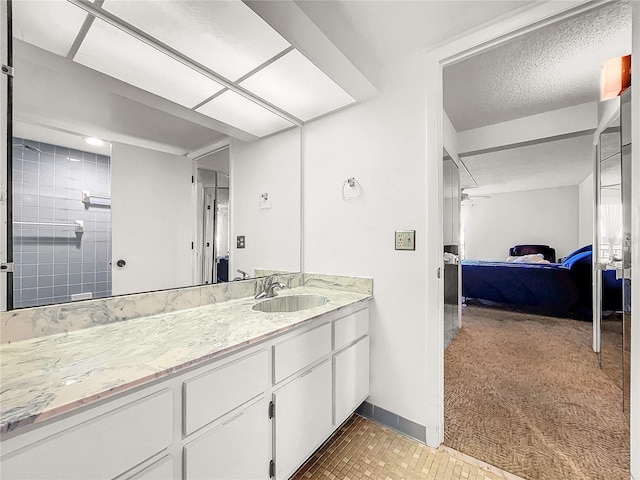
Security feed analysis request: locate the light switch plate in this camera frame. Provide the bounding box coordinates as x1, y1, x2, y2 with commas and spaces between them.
395, 230, 415, 250
237, 235, 245, 249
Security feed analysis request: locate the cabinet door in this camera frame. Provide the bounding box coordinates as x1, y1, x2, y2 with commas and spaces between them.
183, 399, 270, 480
274, 360, 332, 480
334, 336, 370, 426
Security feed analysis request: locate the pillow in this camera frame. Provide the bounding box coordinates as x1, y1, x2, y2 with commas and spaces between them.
511, 253, 549, 264
562, 250, 591, 269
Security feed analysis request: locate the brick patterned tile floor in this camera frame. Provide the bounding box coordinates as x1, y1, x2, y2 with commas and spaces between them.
291, 415, 517, 480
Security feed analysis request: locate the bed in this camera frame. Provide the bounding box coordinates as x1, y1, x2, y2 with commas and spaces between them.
462, 245, 621, 319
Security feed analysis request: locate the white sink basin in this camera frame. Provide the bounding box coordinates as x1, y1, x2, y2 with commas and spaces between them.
252, 294, 329, 313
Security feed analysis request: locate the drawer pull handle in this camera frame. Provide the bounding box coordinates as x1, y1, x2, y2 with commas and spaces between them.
300, 368, 315, 378
222, 411, 244, 426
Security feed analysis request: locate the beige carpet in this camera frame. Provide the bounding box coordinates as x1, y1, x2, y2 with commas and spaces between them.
444, 306, 630, 480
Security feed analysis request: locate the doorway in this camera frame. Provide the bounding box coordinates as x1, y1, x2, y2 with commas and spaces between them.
196, 147, 230, 285
440, 2, 632, 478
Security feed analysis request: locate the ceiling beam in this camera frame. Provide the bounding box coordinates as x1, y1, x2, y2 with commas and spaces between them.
457, 101, 598, 156
244, 0, 379, 103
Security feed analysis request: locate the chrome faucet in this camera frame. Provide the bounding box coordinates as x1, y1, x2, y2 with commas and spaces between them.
255, 274, 286, 300
233, 269, 250, 281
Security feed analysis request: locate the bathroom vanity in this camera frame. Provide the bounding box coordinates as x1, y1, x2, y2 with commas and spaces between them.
0, 276, 371, 480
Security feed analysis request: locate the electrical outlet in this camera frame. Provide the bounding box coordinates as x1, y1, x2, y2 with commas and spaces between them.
395, 230, 415, 250
237, 235, 245, 249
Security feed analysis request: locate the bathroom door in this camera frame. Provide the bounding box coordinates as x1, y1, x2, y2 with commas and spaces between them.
620, 88, 631, 413
111, 144, 193, 296
443, 149, 461, 349
595, 89, 631, 413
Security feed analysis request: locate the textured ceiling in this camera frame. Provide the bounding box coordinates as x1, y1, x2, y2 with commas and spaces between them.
444, 1, 632, 131
460, 134, 594, 196
295, 0, 537, 80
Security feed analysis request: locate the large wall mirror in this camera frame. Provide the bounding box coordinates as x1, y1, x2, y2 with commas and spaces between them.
3, 0, 363, 309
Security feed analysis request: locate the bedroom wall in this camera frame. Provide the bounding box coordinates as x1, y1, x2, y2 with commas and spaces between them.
578, 173, 594, 247
464, 185, 579, 261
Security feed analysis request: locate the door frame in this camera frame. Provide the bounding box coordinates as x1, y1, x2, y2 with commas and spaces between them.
425, 0, 635, 450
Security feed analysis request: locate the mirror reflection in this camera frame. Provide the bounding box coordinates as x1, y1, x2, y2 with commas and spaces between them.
9, 1, 309, 308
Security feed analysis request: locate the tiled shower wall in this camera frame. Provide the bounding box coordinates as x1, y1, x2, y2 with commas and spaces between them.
12, 137, 112, 308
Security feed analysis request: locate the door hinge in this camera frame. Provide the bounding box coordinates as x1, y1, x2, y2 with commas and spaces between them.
191, 242, 194, 250
191, 175, 194, 184
0, 262, 14, 273
1, 65, 14, 77
437, 267, 441, 279
269, 460, 275, 478
268, 401, 275, 419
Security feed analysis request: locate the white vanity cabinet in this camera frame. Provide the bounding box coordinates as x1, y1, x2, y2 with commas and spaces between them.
183, 398, 270, 480
182, 349, 269, 436
333, 309, 370, 426
274, 360, 333, 480
0, 389, 173, 480
334, 336, 370, 426
0, 303, 370, 480
182, 350, 271, 480
271, 324, 333, 480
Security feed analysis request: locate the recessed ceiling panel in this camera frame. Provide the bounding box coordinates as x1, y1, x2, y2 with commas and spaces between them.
12, 0, 88, 56
240, 50, 355, 121
196, 91, 293, 138
75, 18, 224, 108
101, 0, 290, 81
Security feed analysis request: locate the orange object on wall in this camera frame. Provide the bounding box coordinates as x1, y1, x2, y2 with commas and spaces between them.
601, 55, 631, 100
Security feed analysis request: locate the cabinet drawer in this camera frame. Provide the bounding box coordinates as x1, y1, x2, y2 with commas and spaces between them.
334, 336, 370, 426
183, 399, 270, 480
334, 308, 369, 351
273, 323, 331, 384
126, 455, 173, 480
0, 390, 172, 480
183, 349, 268, 436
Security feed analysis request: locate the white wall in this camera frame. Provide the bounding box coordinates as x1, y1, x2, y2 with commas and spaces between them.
111, 143, 193, 295
578, 173, 594, 247
230, 128, 301, 278
464, 186, 579, 261
303, 71, 428, 427
198, 148, 229, 174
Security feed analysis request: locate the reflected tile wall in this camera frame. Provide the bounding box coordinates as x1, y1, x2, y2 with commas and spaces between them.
12, 138, 112, 308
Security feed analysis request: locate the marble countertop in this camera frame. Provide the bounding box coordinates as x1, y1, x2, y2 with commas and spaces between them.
0, 286, 371, 434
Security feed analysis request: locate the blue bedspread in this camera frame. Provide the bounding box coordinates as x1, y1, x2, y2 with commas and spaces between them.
462, 247, 622, 319
462, 260, 579, 316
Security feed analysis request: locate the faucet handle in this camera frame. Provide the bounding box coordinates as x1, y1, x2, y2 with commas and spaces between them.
237, 269, 250, 280
269, 282, 286, 297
